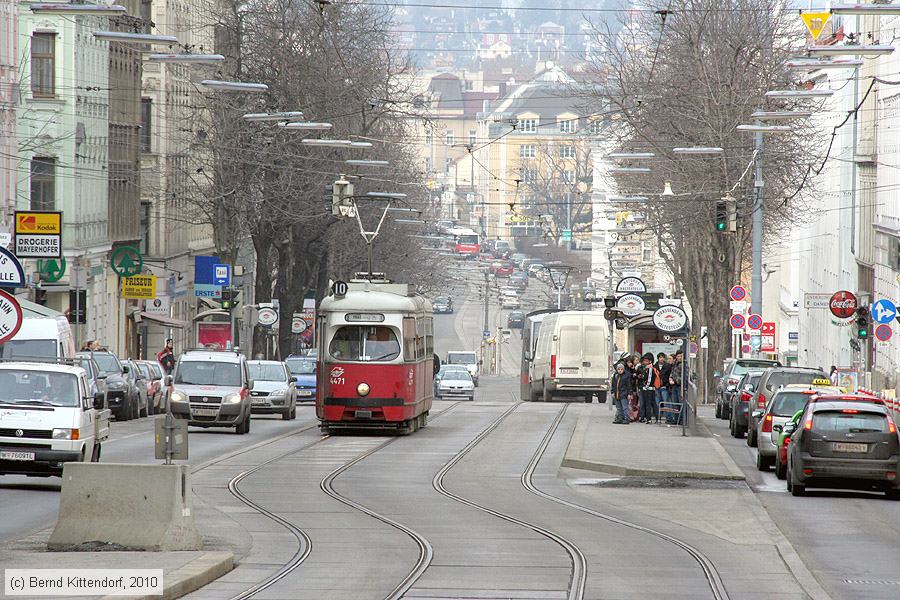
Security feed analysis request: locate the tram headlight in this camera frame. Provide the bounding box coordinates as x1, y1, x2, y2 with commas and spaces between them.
357, 382, 370, 397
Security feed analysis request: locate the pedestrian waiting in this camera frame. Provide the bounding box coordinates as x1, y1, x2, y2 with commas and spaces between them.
610, 362, 633, 425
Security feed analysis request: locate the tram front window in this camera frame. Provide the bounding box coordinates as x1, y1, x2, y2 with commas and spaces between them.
329, 326, 401, 362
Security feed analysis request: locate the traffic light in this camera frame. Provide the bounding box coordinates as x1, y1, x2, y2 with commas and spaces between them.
220, 288, 239, 311
715, 194, 737, 233
855, 306, 870, 339
331, 175, 354, 217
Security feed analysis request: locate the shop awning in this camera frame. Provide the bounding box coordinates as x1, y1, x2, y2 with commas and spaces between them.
135, 312, 189, 329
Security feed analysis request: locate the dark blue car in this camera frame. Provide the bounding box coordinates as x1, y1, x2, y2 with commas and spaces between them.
285, 356, 316, 401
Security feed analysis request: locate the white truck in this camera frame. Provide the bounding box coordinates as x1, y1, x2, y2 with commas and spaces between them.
446, 350, 479, 387
0, 363, 109, 477
529, 311, 610, 403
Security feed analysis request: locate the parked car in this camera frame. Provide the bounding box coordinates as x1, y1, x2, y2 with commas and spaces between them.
787, 398, 900, 498
169, 349, 253, 433
753, 383, 842, 471
716, 358, 780, 419
507, 311, 526, 329
78, 351, 136, 421
433, 296, 453, 314
729, 371, 766, 438
123, 360, 150, 418
137, 360, 167, 415
248, 360, 297, 419
435, 368, 475, 401
285, 355, 316, 401
73, 355, 108, 411
746, 367, 827, 447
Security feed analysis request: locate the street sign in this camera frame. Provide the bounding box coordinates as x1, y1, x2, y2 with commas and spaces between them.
829, 290, 857, 319
0, 290, 22, 345
750, 335, 762, 351
194, 283, 222, 298
332, 280, 349, 297
875, 324, 893, 342
213, 264, 231, 286
730, 300, 747, 312
747, 314, 763, 330
561, 229, 572, 241
291, 314, 307, 334
257, 306, 278, 327
804, 293, 831, 309
14, 210, 62, 258
652, 305, 688, 333
37, 257, 66, 283
761, 322, 776, 352
689, 341, 699, 357
110, 246, 143, 278
729, 285, 747, 302
483, 330, 491, 338
616, 293, 645, 317
700, 326, 708, 349
730, 314, 746, 330
121, 275, 157, 300
0, 248, 25, 288
872, 299, 897, 324
145, 295, 171, 315
616, 276, 646, 294
800, 11, 831, 41
742, 344, 751, 354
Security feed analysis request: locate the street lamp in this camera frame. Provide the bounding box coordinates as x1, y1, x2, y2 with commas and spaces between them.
672, 147, 724, 155
751, 110, 812, 121
346, 160, 389, 166
243, 112, 304, 121
279, 122, 332, 130
200, 80, 268, 92
765, 89, 834, 99
367, 192, 407, 199
785, 58, 863, 70
32, 3, 127, 15
301, 139, 353, 147
147, 53, 225, 63
736, 124, 792, 133
606, 195, 649, 202
831, 4, 900, 15
806, 44, 894, 56
93, 32, 179, 44
661, 182, 675, 197
607, 152, 655, 159
609, 167, 652, 174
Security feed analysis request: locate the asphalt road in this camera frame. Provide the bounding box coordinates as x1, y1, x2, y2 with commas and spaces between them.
705, 411, 900, 599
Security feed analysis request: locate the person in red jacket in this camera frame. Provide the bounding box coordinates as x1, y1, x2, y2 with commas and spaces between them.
156, 338, 176, 375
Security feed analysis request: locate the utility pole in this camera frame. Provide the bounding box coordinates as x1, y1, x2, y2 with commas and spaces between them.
750, 120, 764, 358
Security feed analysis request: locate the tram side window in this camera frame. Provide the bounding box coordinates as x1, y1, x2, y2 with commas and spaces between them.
403, 318, 417, 362
329, 326, 400, 361
415, 318, 426, 358
425, 317, 434, 355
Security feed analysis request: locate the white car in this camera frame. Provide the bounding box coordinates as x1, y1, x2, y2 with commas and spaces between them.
436, 369, 475, 401
446, 351, 479, 386
501, 295, 520, 309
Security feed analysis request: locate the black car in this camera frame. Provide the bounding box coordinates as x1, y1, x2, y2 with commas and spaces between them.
787, 399, 900, 498
716, 358, 780, 419
77, 351, 137, 421
433, 296, 453, 314
746, 366, 826, 447
507, 311, 526, 328
729, 371, 766, 438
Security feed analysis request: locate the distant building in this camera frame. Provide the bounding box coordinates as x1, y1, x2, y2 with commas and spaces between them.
0, 0, 16, 229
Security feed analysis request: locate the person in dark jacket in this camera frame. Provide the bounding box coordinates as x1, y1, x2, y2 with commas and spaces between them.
610, 362, 633, 424
638, 353, 660, 423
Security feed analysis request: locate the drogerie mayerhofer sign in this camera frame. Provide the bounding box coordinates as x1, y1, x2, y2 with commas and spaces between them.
13, 210, 62, 259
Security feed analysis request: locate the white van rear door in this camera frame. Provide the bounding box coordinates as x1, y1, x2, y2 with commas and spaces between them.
555, 314, 583, 377
581, 317, 609, 381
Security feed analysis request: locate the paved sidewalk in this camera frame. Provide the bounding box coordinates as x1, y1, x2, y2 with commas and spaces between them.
562, 407, 745, 479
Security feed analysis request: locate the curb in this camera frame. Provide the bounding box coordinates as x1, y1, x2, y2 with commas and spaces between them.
99, 551, 233, 600
695, 416, 750, 479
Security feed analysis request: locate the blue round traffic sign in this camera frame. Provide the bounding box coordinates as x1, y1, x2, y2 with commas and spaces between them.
730, 314, 745, 329
730, 285, 747, 302
748, 314, 763, 330
875, 324, 893, 342
872, 299, 897, 325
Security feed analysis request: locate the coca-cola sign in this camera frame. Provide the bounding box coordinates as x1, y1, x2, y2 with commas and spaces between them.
829, 290, 858, 319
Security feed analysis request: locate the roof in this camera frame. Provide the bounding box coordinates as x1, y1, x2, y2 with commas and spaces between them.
0, 363, 85, 376
428, 73, 463, 111
181, 350, 245, 363
810, 400, 887, 413
482, 65, 583, 123
248, 360, 286, 366
319, 290, 430, 314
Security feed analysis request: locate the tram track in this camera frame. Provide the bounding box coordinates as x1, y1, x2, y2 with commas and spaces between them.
524, 405, 731, 600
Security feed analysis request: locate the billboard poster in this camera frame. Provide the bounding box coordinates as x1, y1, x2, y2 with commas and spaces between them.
198, 322, 232, 350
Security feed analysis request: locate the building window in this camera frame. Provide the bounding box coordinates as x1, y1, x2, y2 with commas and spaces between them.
30, 158, 56, 211
31, 33, 56, 97
140, 202, 151, 255
559, 145, 576, 159
519, 144, 536, 159
445, 131, 455, 146
642, 240, 652, 262
521, 168, 537, 184
425, 130, 433, 145
516, 118, 537, 133
140, 98, 152, 152
559, 118, 576, 134
561, 170, 575, 184
444, 158, 453, 173
588, 120, 602, 135
468, 130, 476, 145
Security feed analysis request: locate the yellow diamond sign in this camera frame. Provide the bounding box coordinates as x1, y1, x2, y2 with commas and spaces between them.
801, 12, 831, 41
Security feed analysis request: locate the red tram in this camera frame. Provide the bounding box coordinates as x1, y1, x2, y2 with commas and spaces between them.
316, 276, 434, 434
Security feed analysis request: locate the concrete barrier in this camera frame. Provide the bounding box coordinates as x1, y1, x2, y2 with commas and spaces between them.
48, 463, 202, 551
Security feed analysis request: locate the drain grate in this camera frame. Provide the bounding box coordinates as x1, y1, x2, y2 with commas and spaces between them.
583, 476, 744, 490
842, 579, 900, 586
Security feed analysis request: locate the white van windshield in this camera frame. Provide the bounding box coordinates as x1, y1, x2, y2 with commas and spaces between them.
447, 352, 476, 365
0, 339, 56, 359
0, 371, 80, 407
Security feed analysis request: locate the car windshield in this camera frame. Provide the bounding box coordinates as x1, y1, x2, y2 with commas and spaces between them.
138, 363, 152, 378
813, 411, 887, 434
733, 361, 778, 376
329, 326, 401, 361
770, 392, 814, 417
768, 371, 823, 390
88, 352, 122, 375
0, 371, 80, 407
442, 371, 472, 381
286, 359, 316, 375
0, 339, 56, 359
447, 353, 475, 365
249, 363, 287, 382
175, 361, 242, 386
743, 374, 762, 389
435, 297, 449, 304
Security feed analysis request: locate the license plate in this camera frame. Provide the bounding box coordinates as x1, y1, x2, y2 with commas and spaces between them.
298, 390, 313, 397
355, 410, 372, 419
0, 451, 35, 461
834, 442, 867, 453
251, 398, 268, 405
193, 408, 219, 417
559, 368, 579, 374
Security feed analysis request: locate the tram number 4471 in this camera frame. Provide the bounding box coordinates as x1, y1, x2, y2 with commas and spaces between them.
330, 377, 345, 385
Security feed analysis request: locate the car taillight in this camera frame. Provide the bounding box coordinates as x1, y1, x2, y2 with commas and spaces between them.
841, 408, 859, 414
551, 355, 556, 378
757, 395, 766, 408
804, 413, 813, 430
740, 391, 752, 402
761, 414, 773, 433
888, 415, 897, 435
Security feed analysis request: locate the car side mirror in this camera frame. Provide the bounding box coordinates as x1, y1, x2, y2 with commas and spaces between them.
290, 376, 298, 383
752, 409, 763, 419
92, 395, 104, 410
121, 365, 129, 374
726, 385, 736, 392
97, 374, 107, 380
164, 375, 173, 387
772, 424, 783, 433
783, 423, 797, 435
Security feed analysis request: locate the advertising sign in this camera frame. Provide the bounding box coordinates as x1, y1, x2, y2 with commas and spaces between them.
14, 211, 62, 259
121, 275, 157, 300
616, 293, 645, 317
804, 293, 831, 309
829, 290, 858, 319
761, 322, 776, 352
652, 305, 688, 333
197, 322, 231, 350
616, 276, 647, 294
145, 295, 171, 315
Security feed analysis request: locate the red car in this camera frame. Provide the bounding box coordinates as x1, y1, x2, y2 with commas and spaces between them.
495, 262, 514, 277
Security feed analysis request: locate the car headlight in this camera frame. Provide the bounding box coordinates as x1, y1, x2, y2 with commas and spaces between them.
107, 380, 125, 390
269, 388, 288, 397
52, 428, 79, 440
357, 383, 370, 397
224, 393, 242, 404
171, 391, 187, 403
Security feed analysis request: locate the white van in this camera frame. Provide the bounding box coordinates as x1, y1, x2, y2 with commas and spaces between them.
0, 316, 76, 359
0, 363, 109, 477
446, 350, 479, 386
529, 311, 610, 403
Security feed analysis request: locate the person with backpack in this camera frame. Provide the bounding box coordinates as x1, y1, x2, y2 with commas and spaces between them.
156, 338, 176, 375
611, 362, 633, 425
